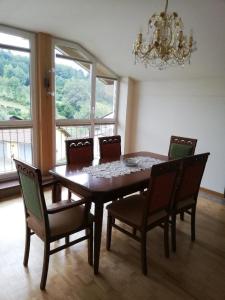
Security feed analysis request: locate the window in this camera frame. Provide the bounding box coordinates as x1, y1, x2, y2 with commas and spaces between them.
95, 77, 117, 119
54, 39, 119, 163
55, 51, 91, 120
0, 26, 36, 178
56, 125, 91, 164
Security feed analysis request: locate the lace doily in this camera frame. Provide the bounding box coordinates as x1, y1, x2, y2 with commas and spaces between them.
82, 156, 163, 178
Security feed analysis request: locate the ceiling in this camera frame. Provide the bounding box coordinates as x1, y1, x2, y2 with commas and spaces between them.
1, 0, 225, 81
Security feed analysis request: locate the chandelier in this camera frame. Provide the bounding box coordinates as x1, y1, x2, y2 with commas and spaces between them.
133, 0, 195, 70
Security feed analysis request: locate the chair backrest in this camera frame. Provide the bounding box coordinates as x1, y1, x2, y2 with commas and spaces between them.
99, 135, 121, 160
65, 138, 94, 164
175, 152, 210, 203
146, 160, 181, 217
168, 135, 197, 160
14, 159, 47, 224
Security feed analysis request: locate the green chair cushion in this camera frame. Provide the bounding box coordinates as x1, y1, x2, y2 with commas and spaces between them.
20, 173, 43, 220
170, 143, 193, 160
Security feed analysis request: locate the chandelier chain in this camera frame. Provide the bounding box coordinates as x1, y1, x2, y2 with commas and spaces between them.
164, 0, 168, 13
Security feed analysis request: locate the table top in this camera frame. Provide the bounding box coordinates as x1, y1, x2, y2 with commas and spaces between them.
49, 151, 168, 196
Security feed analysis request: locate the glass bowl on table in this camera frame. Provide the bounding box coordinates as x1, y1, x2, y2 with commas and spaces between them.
123, 157, 138, 167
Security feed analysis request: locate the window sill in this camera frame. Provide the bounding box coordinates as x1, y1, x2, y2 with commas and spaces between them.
0, 175, 54, 201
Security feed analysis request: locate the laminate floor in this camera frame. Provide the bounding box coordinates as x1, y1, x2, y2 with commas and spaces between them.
0, 192, 225, 300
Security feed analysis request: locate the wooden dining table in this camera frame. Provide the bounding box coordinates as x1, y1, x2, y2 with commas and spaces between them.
49, 151, 168, 274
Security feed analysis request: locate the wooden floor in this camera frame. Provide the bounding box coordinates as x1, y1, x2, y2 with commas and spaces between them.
0, 192, 225, 300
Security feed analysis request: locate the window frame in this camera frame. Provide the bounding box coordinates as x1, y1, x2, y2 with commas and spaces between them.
53, 38, 120, 163
0, 25, 37, 180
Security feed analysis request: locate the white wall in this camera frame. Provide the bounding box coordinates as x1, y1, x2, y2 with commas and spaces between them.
129, 77, 225, 194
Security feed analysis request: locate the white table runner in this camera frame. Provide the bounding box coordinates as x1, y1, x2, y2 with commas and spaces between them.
82, 156, 163, 178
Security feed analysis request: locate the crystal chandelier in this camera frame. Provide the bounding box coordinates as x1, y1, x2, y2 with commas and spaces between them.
133, 0, 195, 70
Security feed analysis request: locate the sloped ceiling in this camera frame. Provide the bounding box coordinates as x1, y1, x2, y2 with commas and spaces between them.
1, 0, 225, 80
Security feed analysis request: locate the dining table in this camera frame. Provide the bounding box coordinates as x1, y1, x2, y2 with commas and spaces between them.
49, 151, 168, 274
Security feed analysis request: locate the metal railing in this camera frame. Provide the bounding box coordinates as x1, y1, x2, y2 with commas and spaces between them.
56, 124, 115, 163
0, 125, 115, 174
0, 128, 32, 174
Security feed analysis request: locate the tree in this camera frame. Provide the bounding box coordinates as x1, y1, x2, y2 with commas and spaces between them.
0, 49, 114, 121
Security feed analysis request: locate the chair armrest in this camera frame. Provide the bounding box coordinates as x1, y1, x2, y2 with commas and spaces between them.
47, 198, 90, 214
42, 178, 59, 188
42, 178, 62, 202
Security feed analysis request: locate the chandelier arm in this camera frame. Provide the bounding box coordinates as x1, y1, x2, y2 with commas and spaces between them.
164, 0, 168, 13
136, 44, 153, 57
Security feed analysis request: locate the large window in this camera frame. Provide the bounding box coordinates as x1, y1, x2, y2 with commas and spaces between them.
55, 51, 91, 120
54, 40, 119, 163
95, 77, 117, 119
0, 26, 35, 178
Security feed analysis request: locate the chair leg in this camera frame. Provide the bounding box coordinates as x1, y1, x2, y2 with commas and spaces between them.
65, 236, 69, 245
23, 225, 31, 266
180, 212, 184, 221
191, 206, 196, 241
52, 182, 62, 203
68, 190, 72, 201
40, 242, 50, 290
88, 226, 93, 266
171, 214, 177, 252
106, 214, 113, 250
111, 199, 118, 226
141, 231, 147, 275
164, 220, 169, 258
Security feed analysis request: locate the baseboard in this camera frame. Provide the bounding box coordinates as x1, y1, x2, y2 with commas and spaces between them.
0, 175, 54, 201
0, 186, 21, 201
200, 187, 224, 199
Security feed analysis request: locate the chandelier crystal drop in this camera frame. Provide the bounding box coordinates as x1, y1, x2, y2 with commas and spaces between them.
133, 0, 195, 70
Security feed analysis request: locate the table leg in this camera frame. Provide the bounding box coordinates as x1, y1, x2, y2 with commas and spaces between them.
52, 182, 62, 203
94, 201, 104, 275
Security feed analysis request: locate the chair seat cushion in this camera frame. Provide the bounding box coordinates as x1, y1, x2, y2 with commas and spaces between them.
175, 197, 196, 211
27, 204, 93, 241
49, 205, 93, 239
106, 195, 167, 228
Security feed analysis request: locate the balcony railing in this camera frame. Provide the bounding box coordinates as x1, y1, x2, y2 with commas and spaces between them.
0, 128, 32, 174
0, 125, 115, 175
56, 124, 115, 164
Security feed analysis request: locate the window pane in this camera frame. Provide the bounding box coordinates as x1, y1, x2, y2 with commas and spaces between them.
56, 125, 91, 164
94, 124, 115, 158
56, 45, 89, 61
0, 32, 30, 49
0, 48, 31, 121
95, 78, 116, 119
55, 53, 91, 120
0, 128, 32, 174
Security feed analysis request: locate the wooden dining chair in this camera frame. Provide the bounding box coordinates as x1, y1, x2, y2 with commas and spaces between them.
168, 135, 197, 160
65, 137, 94, 164
106, 159, 181, 275
168, 135, 198, 221
99, 135, 121, 160
171, 152, 210, 252
14, 159, 93, 290
65, 137, 94, 200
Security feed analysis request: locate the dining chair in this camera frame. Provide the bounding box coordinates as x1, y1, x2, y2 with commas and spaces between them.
98, 134, 136, 232
106, 159, 181, 275
14, 159, 93, 290
65, 137, 94, 164
168, 135, 198, 221
168, 135, 197, 160
65, 137, 94, 200
99, 135, 121, 160
171, 152, 210, 252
